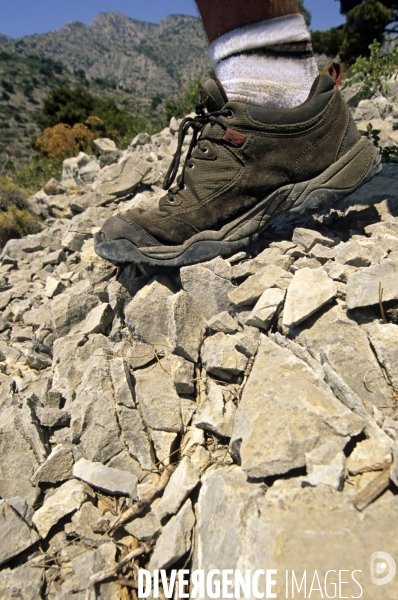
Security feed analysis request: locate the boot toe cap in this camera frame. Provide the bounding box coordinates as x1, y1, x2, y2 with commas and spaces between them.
101, 215, 160, 247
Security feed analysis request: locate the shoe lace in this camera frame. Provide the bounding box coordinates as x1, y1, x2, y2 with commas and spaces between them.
162, 103, 232, 196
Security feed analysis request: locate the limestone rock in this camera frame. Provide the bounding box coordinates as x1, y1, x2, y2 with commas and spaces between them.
71, 542, 119, 597
0, 404, 42, 505
367, 323, 398, 393
124, 279, 174, 346
125, 510, 161, 542
155, 457, 200, 520
334, 241, 374, 267
44, 276, 64, 298
296, 305, 394, 409
0, 500, 40, 566
32, 479, 93, 538
93, 153, 150, 197
194, 379, 237, 438
347, 437, 392, 475
65, 501, 105, 545
80, 302, 114, 335
31, 445, 74, 484
69, 350, 125, 463
229, 264, 292, 307
148, 499, 195, 570
61, 231, 86, 252
116, 405, 155, 471
231, 336, 364, 479
207, 311, 238, 334
0, 565, 44, 600
110, 357, 135, 408
283, 267, 336, 328
201, 332, 248, 380
135, 361, 182, 433
50, 285, 99, 337
245, 287, 285, 330
180, 257, 235, 320
73, 457, 138, 498
194, 467, 398, 597
169, 355, 195, 395
305, 443, 346, 490
169, 290, 206, 362
324, 261, 357, 283
346, 260, 398, 309
292, 227, 336, 252
149, 429, 178, 466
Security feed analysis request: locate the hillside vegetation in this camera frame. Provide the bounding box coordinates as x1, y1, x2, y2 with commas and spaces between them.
0, 13, 209, 172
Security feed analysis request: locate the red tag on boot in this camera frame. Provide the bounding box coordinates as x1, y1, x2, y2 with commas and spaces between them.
223, 128, 247, 147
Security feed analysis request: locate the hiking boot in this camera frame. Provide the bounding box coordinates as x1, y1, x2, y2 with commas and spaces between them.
95, 70, 381, 267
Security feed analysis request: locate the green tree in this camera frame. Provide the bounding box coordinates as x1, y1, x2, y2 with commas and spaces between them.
339, 0, 393, 63
313, 1, 397, 62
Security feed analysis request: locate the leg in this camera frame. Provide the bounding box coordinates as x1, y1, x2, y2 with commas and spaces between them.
196, 0, 300, 43
196, 0, 318, 109
96, 1, 380, 267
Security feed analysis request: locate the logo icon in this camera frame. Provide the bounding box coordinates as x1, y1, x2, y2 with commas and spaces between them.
370, 552, 396, 586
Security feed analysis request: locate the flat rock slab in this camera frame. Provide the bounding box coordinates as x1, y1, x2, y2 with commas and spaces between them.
346, 260, 398, 309
367, 323, 398, 393
296, 305, 394, 409
135, 361, 182, 433
180, 257, 235, 320
0, 404, 42, 505
194, 379, 236, 438
283, 267, 335, 327
155, 457, 200, 521
245, 287, 285, 330
31, 445, 74, 485
0, 500, 40, 567
32, 479, 93, 538
231, 336, 364, 479
0, 565, 44, 599
194, 467, 398, 598
148, 499, 195, 570
73, 458, 138, 498
93, 153, 150, 197
292, 227, 336, 252
229, 264, 292, 307
201, 332, 248, 381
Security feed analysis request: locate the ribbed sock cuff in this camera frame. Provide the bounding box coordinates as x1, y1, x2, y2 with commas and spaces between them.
209, 14, 311, 68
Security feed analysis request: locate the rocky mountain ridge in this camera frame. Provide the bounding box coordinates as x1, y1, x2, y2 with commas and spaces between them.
0, 96, 398, 597
1, 13, 209, 97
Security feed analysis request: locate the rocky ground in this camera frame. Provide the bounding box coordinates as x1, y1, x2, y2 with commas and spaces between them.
1, 93, 398, 599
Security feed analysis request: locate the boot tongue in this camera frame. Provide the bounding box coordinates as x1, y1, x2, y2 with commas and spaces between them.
201, 78, 228, 112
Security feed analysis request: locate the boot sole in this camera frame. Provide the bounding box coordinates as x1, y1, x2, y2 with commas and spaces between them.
95, 138, 381, 268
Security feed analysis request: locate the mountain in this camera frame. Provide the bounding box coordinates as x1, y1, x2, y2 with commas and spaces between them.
2, 13, 209, 97
0, 13, 209, 169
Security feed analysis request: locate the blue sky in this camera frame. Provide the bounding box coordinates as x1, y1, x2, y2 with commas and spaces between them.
0, 0, 345, 39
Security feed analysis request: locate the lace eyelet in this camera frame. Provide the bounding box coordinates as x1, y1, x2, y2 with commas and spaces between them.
168, 196, 176, 203
200, 146, 209, 154
187, 162, 195, 169
226, 110, 234, 119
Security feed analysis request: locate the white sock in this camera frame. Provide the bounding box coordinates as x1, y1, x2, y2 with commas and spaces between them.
208, 15, 319, 108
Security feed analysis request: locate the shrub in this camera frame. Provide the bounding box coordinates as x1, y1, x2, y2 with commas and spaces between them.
35, 122, 98, 159
0, 186, 41, 249
37, 86, 146, 142
343, 39, 398, 98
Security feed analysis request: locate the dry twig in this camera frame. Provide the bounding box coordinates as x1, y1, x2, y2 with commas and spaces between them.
379, 282, 388, 324
354, 468, 390, 511
93, 464, 176, 534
